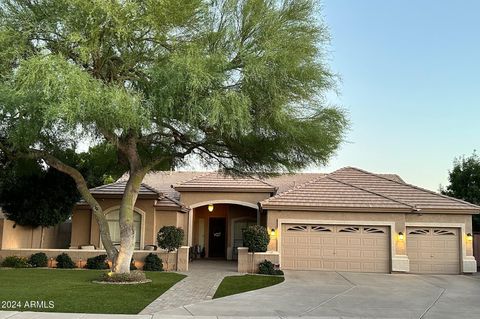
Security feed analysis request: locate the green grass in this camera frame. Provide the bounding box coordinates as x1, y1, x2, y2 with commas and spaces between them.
213, 274, 284, 299
0, 268, 185, 314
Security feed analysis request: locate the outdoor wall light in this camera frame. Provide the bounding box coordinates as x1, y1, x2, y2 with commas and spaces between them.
270, 228, 276, 236
467, 233, 473, 241
208, 204, 214, 212
398, 232, 404, 241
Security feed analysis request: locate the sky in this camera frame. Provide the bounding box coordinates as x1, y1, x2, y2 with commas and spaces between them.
312, 0, 480, 191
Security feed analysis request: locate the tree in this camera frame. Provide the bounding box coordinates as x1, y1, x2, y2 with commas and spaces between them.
0, 0, 348, 273
442, 151, 480, 230
0, 145, 126, 244
157, 226, 184, 271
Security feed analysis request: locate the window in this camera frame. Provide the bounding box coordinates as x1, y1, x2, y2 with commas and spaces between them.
106, 210, 142, 249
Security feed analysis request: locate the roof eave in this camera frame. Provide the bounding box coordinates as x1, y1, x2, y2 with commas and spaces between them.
260, 205, 413, 213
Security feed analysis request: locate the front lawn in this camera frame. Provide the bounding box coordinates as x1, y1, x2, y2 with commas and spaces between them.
213, 274, 284, 299
0, 268, 185, 314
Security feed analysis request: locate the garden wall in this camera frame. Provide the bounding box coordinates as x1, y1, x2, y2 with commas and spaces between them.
237, 247, 280, 273
0, 246, 189, 271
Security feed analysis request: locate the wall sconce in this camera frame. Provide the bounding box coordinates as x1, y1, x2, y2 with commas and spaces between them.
208, 204, 214, 212
398, 232, 404, 241
467, 233, 473, 241
270, 228, 276, 237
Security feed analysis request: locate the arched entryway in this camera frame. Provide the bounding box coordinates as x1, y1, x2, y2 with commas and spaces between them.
189, 202, 258, 260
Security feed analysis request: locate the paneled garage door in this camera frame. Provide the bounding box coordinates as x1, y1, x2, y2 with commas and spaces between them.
406, 227, 460, 274
281, 224, 390, 273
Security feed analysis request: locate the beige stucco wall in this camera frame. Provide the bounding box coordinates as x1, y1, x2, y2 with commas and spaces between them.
71, 197, 187, 249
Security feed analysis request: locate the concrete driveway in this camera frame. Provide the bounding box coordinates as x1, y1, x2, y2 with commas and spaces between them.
155, 270, 480, 318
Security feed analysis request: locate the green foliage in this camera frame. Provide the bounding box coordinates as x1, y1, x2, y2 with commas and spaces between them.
29, 253, 49, 268
0, 158, 78, 227
1, 256, 30, 268
86, 255, 109, 270
143, 253, 164, 272
442, 151, 480, 230
243, 225, 270, 252
55, 253, 76, 269
258, 259, 284, 275
157, 226, 184, 252
98, 270, 147, 283
0, 0, 347, 176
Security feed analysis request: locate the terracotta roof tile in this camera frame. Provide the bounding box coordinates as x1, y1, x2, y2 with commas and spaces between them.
90, 181, 160, 196
261, 167, 480, 212
174, 172, 276, 193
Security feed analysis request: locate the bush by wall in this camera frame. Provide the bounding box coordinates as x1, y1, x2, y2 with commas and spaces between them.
29, 252, 48, 267
243, 225, 270, 252
86, 254, 109, 269
258, 260, 284, 275
1, 256, 30, 268
55, 253, 76, 269
143, 253, 163, 271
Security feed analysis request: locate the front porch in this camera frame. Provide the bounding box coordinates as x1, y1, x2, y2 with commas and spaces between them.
190, 203, 260, 260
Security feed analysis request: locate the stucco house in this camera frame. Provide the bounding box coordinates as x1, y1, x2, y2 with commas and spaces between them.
68, 166, 478, 274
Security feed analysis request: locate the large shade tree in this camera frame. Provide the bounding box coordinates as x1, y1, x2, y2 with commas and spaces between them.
0, 0, 348, 273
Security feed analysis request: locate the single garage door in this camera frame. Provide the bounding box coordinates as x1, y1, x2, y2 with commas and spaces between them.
281, 224, 390, 273
406, 227, 460, 274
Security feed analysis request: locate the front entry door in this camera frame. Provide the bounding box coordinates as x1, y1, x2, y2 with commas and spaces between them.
209, 217, 226, 258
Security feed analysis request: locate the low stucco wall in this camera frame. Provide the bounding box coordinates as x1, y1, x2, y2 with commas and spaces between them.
0, 247, 190, 271
237, 247, 280, 273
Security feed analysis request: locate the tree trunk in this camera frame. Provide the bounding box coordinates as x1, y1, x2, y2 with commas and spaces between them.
113, 169, 146, 273
40, 226, 44, 249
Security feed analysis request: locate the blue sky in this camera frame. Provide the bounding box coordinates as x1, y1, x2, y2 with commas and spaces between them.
313, 0, 480, 191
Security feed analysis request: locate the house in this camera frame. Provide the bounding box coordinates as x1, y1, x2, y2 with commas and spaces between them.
68, 167, 478, 274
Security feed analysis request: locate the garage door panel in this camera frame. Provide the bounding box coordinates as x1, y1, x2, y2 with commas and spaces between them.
282, 224, 389, 273
407, 227, 460, 274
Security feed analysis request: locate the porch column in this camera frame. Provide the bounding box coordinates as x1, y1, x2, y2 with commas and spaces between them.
187, 208, 193, 246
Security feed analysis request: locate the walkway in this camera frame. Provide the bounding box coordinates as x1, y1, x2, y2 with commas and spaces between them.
139, 259, 239, 314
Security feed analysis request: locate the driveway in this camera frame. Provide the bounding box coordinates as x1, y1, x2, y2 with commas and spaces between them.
154, 270, 480, 318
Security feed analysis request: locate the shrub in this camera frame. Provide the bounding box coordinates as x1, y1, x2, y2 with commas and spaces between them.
143, 253, 163, 271
1, 256, 29, 268
29, 252, 48, 267
243, 225, 270, 252
55, 253, 76, 268
157, 226, 184, 270
258, 260, 284, 275
98, 270, 147, 283
86, 254, 109, 269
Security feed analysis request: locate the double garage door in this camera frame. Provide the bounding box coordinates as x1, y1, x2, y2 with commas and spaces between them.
281, 224, 461, 274
281, 224, 390, 273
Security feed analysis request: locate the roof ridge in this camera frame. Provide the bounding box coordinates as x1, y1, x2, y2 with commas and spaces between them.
89, 181, 126, 191
326, 176, 414, 209
140, 182, 161, 195
344, 167, 480, 209
174, 171, 214, 187
262, 174, 329, 203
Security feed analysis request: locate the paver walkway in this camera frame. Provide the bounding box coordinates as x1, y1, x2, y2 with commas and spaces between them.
139, 259, 239, 314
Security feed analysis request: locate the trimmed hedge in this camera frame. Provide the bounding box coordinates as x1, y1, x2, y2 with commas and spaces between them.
258, 260, 284, 276
29, 252, 48, 267
86, 254, 109, 269
1, 256, 30, 268
243, 225, 270, 252
143, 253, 163, 271
55, 253, 76, 269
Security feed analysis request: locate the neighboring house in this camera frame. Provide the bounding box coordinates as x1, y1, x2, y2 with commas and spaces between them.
67, 167, 479, 275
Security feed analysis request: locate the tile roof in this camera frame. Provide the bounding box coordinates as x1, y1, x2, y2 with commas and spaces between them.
90, 181, 160, 196
174, 172, 277, 193
261, 167, 480, 213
